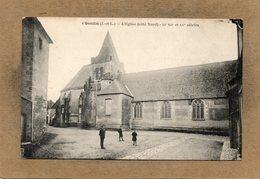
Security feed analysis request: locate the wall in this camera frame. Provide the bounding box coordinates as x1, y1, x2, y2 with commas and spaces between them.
21, 98, 32, 142
96, 94, 123, 128
121, 95, 133, 128
60, 89, 83, 124
92, 61, 124, 80
21, 19, 34, 101
31, 23, 50, 141
131, 98, 229, 132
21, 19, 34, 142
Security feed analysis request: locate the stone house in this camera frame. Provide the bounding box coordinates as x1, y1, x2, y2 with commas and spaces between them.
54, 31, 237, 135
21, 17, 53, 145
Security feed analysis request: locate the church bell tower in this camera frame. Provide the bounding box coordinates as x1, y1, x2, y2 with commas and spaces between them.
91, 31, 125, 82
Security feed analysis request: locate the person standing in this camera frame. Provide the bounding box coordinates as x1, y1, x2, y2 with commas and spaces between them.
118, 126, 124, 141
132, 129, 137, 146
99, 125, 106, 149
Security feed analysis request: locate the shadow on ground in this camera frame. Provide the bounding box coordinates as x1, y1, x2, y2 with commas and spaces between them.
25, 132, 58, 159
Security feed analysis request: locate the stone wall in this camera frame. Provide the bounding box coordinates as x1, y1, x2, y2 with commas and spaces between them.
21, 98, 32, 142
131, 98, 229, 132
21, 19, 34, 100
121, 95, 133, 128
60, 89, 83, 124
31, 20, 50, 142
21, 18, 51, 142
96, 94, 123, 128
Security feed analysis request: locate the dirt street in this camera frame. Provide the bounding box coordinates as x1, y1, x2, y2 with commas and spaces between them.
32, 126, 228, 160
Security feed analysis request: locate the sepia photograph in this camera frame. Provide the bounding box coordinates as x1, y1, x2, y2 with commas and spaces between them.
20, 17, 242, 160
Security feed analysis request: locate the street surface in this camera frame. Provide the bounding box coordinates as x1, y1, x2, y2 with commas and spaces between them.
33, 126, 229, 160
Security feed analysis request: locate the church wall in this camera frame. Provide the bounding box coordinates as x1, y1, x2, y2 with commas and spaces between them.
92, 61, 124, 80
96, 94, 123, 128
61, 89, 83, 124
121, 95, 133, 128
131, 98, 229, 132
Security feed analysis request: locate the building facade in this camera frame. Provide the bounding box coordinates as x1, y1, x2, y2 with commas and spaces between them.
53, 32, 237, 135
21, 17, 53, 144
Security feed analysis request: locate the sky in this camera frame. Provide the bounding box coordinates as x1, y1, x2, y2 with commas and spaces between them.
38, 18, 238, 101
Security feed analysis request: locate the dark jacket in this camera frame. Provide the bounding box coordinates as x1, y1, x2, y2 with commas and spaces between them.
132, 131, 137, 141
118, 128, 123, 137
99, 128, 106, 138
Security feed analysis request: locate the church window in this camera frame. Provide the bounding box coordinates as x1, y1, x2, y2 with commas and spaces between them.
105, 99, 112, 115
161, 101, 171, 119
100, 67, 104, 78
192, 99, 205, 120
95, 68, 99, 80
39, 37, 42, 50
134, 103, 142, 118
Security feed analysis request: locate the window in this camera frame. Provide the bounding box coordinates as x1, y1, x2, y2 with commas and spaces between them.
110, 56, 112, 61
78, 107, 82, 114
134, 103, 142, 118
105, 99, 112, 115
161, 101, 171, 118
100, 67, 104, 78
39, 37, 42, 50
95, 68, 99, 80
192, 99, 204, 120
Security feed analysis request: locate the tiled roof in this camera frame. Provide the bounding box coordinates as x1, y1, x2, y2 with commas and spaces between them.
122, 60, 237, 101
97, 79, 133, 97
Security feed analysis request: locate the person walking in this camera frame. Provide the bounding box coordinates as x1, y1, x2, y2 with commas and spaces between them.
99, 125, 106, 149
132, 129, 137, 146
118, 126, 124, 141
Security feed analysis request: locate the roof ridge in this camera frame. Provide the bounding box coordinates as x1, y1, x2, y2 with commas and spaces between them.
124, 59, 237, 75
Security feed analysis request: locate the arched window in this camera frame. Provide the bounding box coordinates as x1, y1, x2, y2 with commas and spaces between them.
134, 103, 142, 118
192, 99, 204, 120
161, 101, 171, 118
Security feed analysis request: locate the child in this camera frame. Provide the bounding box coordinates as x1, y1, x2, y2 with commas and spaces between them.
132, 129, 137, 146
118, 126, 124, 141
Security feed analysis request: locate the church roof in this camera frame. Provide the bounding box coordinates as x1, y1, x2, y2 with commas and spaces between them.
61, 64, 92, 92
122, 60, 237, 101
61, 60, 237, 101
98, 80, 133, 97
91, 31, 120, 64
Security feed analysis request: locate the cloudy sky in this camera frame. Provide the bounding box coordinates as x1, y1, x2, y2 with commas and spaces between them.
38, 18, 238, 101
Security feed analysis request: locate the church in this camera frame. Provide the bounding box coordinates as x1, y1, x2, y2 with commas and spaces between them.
52, 32, 237, 135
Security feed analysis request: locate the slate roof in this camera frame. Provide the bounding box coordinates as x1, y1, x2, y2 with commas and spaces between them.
62, 60, 237, 101
61, 64, 92, 91
97, 80, 133, 97
122, 60, 237, 101
91, 32, 120, 64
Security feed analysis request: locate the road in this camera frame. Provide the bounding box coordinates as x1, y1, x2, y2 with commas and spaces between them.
32, 126, 231, 160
